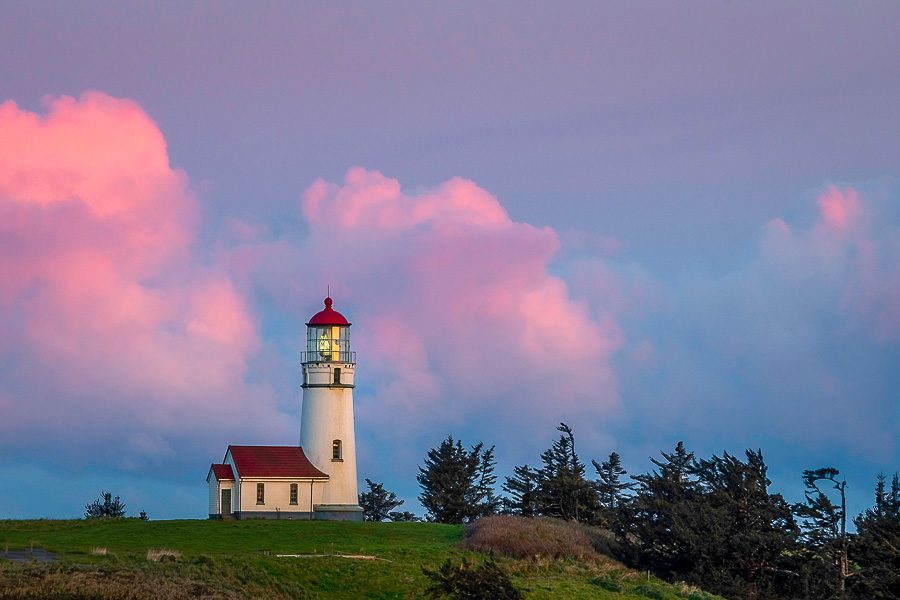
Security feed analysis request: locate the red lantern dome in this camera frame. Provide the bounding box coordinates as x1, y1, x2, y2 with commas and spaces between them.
306, 297, 351, 327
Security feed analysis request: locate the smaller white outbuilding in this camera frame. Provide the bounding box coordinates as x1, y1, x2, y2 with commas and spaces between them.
207, 445, 329, 519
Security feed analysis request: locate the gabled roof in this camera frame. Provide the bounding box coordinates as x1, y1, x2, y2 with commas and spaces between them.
209, 463, 235, 481
226, 445, 329, 479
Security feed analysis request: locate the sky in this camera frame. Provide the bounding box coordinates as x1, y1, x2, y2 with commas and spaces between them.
0, 1, 898, 521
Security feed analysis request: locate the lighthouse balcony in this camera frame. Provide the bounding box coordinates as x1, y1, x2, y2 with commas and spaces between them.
300, 351, 356, 364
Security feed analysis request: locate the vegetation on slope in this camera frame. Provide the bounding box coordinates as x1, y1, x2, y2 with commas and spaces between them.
0, 518, 722, 600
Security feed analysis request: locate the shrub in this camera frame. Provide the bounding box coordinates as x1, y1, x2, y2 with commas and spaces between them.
589, 575, 622, 592
633, 584, 664, 599
84, 491, 126, 518
389, 510, 421, 522
422, 555, 523, 600
359, 479, 404, 521
461, 515, 598, 561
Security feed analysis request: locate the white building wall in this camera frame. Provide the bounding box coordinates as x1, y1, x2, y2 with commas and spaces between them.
208, 477, 218, 514
235, 479, 326, 513
206, 473, 235, 515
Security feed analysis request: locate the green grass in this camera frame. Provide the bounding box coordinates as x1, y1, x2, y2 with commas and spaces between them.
0, 519, 722, 599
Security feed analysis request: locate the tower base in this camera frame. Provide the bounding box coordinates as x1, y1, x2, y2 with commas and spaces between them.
313, 504, 365, 522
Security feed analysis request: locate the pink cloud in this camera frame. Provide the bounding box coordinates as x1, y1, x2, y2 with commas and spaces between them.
216, 169, 628, 469
0, 93, 284, 469
640, 185, 900, 455
228, 168, 624, 452
816, 186, 861, 231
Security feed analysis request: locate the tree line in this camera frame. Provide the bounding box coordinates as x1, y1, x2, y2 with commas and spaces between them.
361, 423, 899, 600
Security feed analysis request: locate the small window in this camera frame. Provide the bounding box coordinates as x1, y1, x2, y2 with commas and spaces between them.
333, 367, 341, 384
256, 482, 265, 505
332, 439, 342, 461
290, 483, 298, 505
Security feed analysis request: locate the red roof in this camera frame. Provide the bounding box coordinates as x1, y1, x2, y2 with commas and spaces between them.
226, 445, 329, 479
306, 297, 350, 326
209, 463, 235, 481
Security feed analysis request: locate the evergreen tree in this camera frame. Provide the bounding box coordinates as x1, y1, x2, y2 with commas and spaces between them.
873, 472, 887, 518
623, 445, 800, 598
417, 436, 498, 523
389, 510, 421, 522
890, 473, 900, 515
358, 478, 404, 522
849, 472, 900, 599
794, 467, 849, 600
652, 440, 694, 482
84, 491, 126, 518
502, 464, 539, 516
691, 450, 799, 598
593, 451, 632, 512
471, 444, 501, 518
622, 441, 701, 580
535, 423, 599, 522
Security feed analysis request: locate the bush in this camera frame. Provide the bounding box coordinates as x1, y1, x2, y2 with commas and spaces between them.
460, 515, 598, 561
84, 491, 126, 519
422, 555, 522, 600
589, 575, 622, 592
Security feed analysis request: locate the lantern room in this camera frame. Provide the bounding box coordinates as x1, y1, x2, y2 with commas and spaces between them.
303, 297, 354, 364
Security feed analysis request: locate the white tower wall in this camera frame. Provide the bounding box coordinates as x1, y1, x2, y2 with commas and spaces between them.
300, 362, 359, 506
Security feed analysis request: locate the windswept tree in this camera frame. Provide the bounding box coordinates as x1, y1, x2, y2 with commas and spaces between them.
593, 451, 633, 513
623, 444, 801, 598
502, 464, 540, 516
622, 441, 700, 578
417, 436, 498, 523
84, 491, 126, 518
850, 472, 900, 599
691, 450, 799, 598
473, 444, 501, 518
794, 467, 850, 600
535, 423, 598, 522
359, 479, 404, 522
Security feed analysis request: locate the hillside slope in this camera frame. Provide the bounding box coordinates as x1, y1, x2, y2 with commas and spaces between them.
0, 519, 722, 599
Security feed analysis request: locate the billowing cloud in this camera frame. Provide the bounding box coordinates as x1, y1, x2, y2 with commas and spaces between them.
0, 93, 287, 474
4, 91, 895, 520
599, 185, 900, 463
0, 94, 626, 500
223, 168, 624, 465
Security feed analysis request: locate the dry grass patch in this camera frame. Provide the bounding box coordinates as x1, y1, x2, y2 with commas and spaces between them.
146, 548, 181, 562
0, 562, 248, 600
461, 515, 605, 562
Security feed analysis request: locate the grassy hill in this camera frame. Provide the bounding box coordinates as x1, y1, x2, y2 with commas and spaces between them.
0, 519, 721, 599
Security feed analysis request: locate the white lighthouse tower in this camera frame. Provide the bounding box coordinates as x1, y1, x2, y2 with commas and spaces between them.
299, 297, 364, 520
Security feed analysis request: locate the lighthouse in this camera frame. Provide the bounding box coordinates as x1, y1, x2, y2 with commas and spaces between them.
299, 296, 363, 520
206, 296, 363, 521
